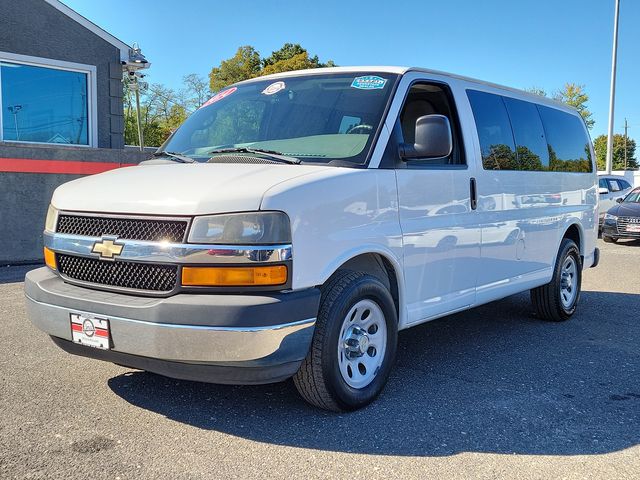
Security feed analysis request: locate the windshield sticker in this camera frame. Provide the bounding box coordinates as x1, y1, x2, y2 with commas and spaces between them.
351, 76, 387, 90
262, 81, 286, 95
199, 87, 237, 109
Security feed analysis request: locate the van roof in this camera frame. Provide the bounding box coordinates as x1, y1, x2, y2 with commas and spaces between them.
237, 65, 574, 113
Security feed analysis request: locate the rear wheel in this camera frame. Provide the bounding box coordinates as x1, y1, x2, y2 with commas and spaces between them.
293, 271, 398, 412
531, 238, 582, 322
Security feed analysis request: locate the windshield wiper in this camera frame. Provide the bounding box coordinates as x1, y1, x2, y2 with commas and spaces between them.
152, 150, 197, 164
208, 147, 301, 165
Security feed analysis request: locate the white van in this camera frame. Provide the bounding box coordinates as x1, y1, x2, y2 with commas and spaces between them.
25, 67, 599, 411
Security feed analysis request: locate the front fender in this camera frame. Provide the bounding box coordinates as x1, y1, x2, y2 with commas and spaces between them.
260, 167, 404, 309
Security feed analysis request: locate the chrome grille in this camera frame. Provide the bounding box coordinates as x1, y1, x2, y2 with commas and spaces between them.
57, 215, 188, 243
57, 254, 178, 292
616, 216, 640, 236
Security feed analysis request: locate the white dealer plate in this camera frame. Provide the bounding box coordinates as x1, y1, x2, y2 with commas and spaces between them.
70, 313, 110, 350
626, 224, 640, 233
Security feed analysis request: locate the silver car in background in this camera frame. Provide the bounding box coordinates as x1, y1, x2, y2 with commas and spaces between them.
598, 175, 634, 227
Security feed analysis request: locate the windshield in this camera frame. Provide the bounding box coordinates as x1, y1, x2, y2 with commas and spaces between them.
623, 188, 640, 203
161, 72, 399, 165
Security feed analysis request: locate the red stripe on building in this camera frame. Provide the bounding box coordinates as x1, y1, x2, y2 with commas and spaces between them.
0, 158, 136, 175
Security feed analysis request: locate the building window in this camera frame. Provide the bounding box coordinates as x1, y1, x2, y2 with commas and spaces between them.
0, 53, 96, 146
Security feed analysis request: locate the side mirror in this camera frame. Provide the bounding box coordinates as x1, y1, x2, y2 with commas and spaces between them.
598, 187, 609, 195
616, 197, 624, 203
400, 114, 453, 160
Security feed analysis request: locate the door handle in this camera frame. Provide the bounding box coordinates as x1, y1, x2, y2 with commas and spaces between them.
470, 177, 478, 210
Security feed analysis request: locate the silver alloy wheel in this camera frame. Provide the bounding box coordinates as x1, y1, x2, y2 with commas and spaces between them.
560, 255, 578, 309
337, 299, 387, 389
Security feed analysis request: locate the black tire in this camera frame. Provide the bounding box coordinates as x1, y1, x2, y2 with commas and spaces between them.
293, 271, 398, 412
602, 235, 617, 243
530, 238, 582, 322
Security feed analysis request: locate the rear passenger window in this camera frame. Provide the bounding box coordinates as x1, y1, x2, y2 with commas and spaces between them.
608, 180, 622, 192
537, 106, 593, 172
467, 90, 516, 170
503, 97, 549, 171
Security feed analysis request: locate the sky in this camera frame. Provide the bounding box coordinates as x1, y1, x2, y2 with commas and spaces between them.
62, 0, 639, 139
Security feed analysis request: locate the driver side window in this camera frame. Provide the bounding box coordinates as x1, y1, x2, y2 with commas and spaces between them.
398, 83, 465, 167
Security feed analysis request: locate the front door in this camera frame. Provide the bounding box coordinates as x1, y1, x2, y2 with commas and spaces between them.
390, 79, 480, 325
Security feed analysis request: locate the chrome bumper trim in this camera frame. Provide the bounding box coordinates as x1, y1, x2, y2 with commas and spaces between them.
25, 293, 315, 363
44, 231, 292, 264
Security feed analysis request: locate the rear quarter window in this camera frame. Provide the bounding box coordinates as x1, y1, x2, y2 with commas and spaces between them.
537, 105, 593, 172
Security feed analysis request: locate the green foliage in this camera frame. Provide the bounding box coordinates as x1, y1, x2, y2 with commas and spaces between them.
593, 134, 638, 170
554, 83, 594, 130
208, 43, 335, 92
483, 144, 517, 170
261, 52, 316, 76
208, 46, 261, 93
124, 73, 211, 147
483, 143, 592, 172
262, 43, 308, 68
548, 145, 592, 173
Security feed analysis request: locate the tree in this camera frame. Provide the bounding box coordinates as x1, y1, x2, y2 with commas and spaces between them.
181, 73, 211, 112
124, 77, 192, 147
593, 134, 638, 170
554, 83, 594, 130
262, 43, 335, 69
208, 43, 335, 92
525, 84, 595, 130
208, 46, 261, 92
261, 52, 317, 76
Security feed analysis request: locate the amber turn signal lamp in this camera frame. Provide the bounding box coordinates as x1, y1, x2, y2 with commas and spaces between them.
181, 265, 287, 287
44, 247, 57, 270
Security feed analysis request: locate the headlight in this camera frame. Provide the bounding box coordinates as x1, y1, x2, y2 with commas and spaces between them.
604, 213, 618, 221
188, 211, 291, 245
45, 205, 59, 233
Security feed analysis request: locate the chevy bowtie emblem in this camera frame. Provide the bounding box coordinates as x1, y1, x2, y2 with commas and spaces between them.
92, 237, 124, 260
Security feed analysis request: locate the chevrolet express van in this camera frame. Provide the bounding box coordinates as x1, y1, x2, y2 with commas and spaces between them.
25, 67, 599, 411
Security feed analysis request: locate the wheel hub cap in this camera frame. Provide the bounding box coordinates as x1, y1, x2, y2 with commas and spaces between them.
344, 327, 370, 358
337, 299, 388, 389
560, 255, 578, 309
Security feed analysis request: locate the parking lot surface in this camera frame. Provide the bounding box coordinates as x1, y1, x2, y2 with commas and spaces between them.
1, 239, 639, 479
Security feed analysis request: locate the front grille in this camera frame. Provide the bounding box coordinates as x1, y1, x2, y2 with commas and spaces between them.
57, 254, 178, 292
616, 216, 640, 236
57, 215, 188, 243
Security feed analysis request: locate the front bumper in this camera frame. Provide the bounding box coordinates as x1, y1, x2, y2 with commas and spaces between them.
602, 222, 640, 241
24, 268, 320, 384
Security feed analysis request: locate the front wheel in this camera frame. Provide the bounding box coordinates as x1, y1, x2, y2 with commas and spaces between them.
293, 271, 398, 412
602, 235, 617, 243
530, 238, 582, 322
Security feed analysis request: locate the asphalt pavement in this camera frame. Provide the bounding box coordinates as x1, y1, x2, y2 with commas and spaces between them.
1, 238, 639, 479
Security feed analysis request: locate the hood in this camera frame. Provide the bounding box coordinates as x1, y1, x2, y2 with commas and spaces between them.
610, 202, 640, 217
51, 163, 332, 215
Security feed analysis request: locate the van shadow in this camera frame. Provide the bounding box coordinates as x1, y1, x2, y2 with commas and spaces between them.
108, 290, 640, 457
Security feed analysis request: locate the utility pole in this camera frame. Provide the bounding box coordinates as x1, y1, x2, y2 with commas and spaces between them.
122, 43, 150, 151
624, 118, 628, 170
605, 0, 621, 174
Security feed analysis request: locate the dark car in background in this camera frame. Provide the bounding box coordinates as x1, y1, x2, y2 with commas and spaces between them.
602, 187, 640, 243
